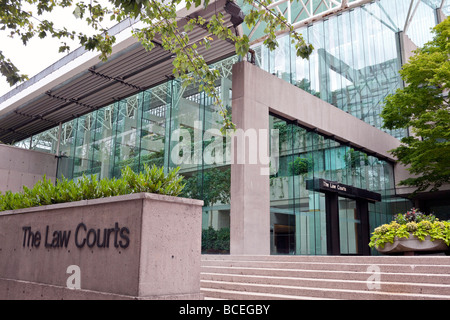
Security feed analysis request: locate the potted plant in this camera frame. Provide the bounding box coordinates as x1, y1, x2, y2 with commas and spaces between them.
369, 208, 450, 255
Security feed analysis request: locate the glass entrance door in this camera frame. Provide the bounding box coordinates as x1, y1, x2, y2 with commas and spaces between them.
338, 197, 360, 255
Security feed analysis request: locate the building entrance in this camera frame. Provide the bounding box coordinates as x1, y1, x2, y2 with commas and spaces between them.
307, 178, 381, 256
339, 197, 359, 255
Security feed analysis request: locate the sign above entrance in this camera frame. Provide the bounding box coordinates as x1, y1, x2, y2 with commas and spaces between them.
306, 178, 381, 202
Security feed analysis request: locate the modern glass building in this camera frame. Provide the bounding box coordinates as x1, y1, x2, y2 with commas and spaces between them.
0, 0, 448, 256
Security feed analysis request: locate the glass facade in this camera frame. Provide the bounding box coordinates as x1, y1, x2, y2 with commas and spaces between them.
240, 0, 442, 47
50, 56, 237, 241
268, 115, 411, 255
12, 0, 445, 255
251, 0, 440, 139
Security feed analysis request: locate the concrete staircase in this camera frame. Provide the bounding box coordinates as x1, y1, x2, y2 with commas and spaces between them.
200, 255, 450, 300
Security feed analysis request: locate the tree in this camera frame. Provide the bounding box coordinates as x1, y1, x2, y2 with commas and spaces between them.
381, 17, 450, 193
0, 0, 313, 132
182, 167, 230, 207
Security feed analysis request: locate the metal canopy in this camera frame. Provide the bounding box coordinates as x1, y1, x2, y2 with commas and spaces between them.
0, 0, 239, 144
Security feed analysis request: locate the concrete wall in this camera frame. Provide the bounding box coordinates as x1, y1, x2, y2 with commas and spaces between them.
0, 144, 57, 193
232, 62, 402, 162
0, 193, 203, 300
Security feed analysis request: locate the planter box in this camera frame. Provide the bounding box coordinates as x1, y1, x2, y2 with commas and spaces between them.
376, 234, 449, 256
0, 193, 203, 300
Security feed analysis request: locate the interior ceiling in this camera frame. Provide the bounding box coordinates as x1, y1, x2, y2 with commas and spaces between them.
0, 0, 238, 144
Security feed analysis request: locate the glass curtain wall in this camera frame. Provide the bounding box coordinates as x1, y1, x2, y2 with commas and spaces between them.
21, 56, 238, 249
22, 0, 440, 155
56, 88, 169, 180
12, 0, 440, 255
269, 114, 411, 255
253, 0, 439, 140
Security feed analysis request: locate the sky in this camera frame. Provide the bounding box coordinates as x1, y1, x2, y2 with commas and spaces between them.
0, 1, 115, 98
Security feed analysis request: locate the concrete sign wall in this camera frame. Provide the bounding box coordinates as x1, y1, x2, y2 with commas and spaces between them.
0, 193, 203, 300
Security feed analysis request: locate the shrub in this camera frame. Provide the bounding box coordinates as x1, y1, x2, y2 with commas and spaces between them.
201, 227, 230, 253
215, 227, 231, 251
0, 164, 185, 212
288, 157, 312, 175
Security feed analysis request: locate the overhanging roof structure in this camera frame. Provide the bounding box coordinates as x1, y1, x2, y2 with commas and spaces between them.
0, 0, 240, 144
2, 0, 446, 145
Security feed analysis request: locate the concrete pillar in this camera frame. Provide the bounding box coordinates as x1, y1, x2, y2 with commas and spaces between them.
230, 62, 271, 255
437, 8, 446, 24
398, 31, 418, 66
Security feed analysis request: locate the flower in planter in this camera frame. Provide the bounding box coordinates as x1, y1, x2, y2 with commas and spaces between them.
374, 224, 389, 234
394, 208, 437, 224
391, 221, 401, 230
406, 222, 417, 232
437, 222, 446, 230
369, 208, 450, 250
419, 220, 433, 230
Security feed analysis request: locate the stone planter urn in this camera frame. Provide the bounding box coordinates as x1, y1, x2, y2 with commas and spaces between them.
376, 234, 449, 256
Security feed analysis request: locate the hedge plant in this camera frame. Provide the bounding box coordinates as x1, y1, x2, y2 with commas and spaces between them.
0, 164, 185, 212
201, 227, 230, 253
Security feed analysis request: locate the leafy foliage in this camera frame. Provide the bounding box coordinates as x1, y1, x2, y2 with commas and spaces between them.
0, 51, 29, 86
381, 17, 450, 193
182, 167, 230, 207
288, 157, 312, 175
393, 207, 438, 224
201, 227, 230, 253
345, 148, 369, 169
369, 208, 450, 249
0, 0, 314, 131
0, 164, 185, 212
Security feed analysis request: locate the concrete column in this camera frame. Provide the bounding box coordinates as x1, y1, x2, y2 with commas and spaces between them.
230, 62, 271, 255
437, 8, 446, 24
398, 31, 418, 66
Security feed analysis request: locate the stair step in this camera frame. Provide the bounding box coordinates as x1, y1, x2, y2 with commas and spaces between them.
202, 255, 450, 265
201, 280, 450, 300
200, 287, 336, 300
201, 266, 450, 285
200, 255, 450, 300
201, 272, 450, 295
201, 260, 450, 274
